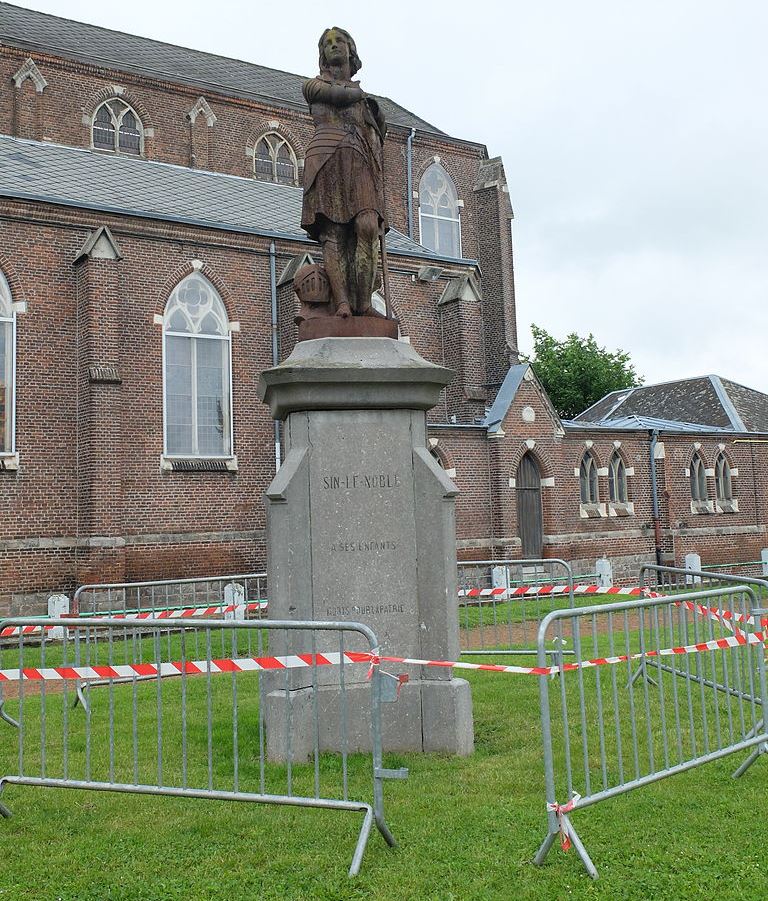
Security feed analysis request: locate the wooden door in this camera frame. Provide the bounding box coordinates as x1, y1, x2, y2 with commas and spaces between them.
516, 453, 543, 559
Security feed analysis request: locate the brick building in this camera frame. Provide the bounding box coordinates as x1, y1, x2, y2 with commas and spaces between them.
0, 3, 766, 610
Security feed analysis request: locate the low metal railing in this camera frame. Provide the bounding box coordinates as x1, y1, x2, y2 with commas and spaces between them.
534, 584, 768, 878
0, 616, 400, 877
457, 558, 575, 656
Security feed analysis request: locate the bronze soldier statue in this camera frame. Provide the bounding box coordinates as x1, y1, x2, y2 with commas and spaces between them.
300, 28, 388, 320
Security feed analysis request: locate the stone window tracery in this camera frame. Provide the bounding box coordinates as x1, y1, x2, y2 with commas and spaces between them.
0, 272, 14, 456
715, 453, 733, 502
254, 133, 298, 185
579, 451, 599, 504
163, 275, 232, 458
690, 452, 707, 502
418, 163, 462, 258
92, 99, 143, 155
608, 452, 628, 503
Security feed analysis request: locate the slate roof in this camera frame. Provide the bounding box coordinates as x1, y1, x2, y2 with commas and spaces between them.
573, 375, 768, 433
0, 134, 471, 262
0, 2, 444, 135
484, 364, 529, 433
482, 363, 564, 435
564, 415, 735, 434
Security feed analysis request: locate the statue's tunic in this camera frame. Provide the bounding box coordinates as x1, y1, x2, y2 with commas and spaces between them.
301, 75, 388, 241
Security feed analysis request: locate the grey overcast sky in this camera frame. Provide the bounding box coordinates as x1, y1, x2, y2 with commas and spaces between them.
18, 0, 768, 391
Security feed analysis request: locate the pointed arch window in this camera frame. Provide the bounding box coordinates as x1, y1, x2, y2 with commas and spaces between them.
690, 453, 708, 502
92, 99, 143, 155
0, 272, 15, 456
715, 453, 733, 502
579, 451, 599, 504
163, 275, 232, 458
608, 452, 628, 503
254, 133, 298, 185
418, 163, 462, 258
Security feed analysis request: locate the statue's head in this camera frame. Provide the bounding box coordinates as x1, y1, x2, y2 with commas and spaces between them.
318, 27, 361, 77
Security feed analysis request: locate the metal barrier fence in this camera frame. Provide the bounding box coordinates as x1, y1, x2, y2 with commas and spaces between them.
701, 559, 767, 578
457, 558, 575, 655
72, 572, 268, 618
0, 616, 399, 877
640, 562, 768, 604
534, 584, 768, 878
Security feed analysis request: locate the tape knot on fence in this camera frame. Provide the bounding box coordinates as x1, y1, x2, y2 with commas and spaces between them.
366, 650, 381, 680
546, 793, 581, 851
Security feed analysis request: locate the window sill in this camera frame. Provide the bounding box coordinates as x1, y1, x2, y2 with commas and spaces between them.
690, 500, 714, 515
580, 502, 606, 519
160, 455, 238, 473
609, 501, 635, 517
0, 453, 19, 471
715, 499, 739, 514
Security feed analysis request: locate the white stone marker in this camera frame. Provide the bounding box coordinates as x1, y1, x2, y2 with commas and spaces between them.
685, 552, 702, 585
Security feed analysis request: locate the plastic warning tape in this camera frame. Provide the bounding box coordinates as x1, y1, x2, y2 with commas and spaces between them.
0, 626, 761, 682
0, 650, 368, 682
0, 601, 268, 639
458, 584, 649, 601
374, 630, 763, 677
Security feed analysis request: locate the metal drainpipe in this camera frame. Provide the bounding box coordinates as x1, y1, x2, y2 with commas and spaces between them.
269, 242, 281, 471
649, 429, 663, 566
406, 127, 416, 238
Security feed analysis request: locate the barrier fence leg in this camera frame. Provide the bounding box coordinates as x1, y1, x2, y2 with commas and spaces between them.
0, 781, 12, 818
562, 815, 598, 880
349, 807, 375, 878
731, 742, 766, 779
0, 695, 19, 730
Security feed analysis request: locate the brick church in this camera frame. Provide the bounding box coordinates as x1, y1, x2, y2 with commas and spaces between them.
1, 3, 767, 610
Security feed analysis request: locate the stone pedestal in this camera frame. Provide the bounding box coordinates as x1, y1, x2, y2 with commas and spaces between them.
259, 337, 474, 757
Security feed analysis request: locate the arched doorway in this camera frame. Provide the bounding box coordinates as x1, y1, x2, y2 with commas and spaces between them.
516, 453, 543, 559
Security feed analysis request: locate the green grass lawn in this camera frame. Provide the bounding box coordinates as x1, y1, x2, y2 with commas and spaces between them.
0, 613, 766, 900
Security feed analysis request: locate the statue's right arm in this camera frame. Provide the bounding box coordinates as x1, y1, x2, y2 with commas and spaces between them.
303, 78, 365, 107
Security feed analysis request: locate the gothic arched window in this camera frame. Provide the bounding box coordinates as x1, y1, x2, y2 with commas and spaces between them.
418, 163, 462, 258
0, 272, 15, 455
715, 453, 733, 502
690, 452, 708, 501
608, 452, 628, 503
579, 451, 599, 504
254, 133, 298, 185
92, 99, 143, 154
163, 275, 232, 458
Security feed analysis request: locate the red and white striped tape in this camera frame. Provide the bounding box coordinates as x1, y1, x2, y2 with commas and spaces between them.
0, 601, 268, 639
0, 649, 371, 682
458, 584, 648, 601
374, 630, 762, 676
0, 624, 762, 682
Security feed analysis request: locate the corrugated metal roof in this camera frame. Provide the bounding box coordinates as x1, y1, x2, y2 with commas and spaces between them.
0, 134, 470, 262
0, 2, 444, 135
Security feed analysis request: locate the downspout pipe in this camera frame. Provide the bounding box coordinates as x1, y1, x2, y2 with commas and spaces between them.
269, 241, 281, 471
649, 429, 663, 566
406, 127, 416, 239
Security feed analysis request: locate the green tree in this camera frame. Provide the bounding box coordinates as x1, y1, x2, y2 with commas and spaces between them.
522, 325, 643, 420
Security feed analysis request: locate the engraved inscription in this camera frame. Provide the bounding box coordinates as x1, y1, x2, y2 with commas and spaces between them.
326, 603, 405, 617
322, 472, 401, 490
331, 539, 397, 553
